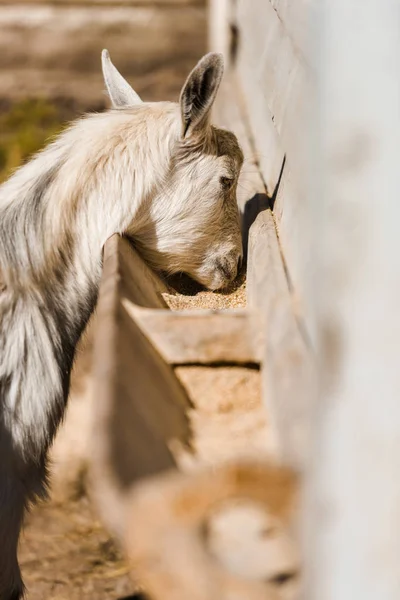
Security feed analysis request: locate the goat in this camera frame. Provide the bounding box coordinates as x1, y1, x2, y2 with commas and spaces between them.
0, 50, 244, 599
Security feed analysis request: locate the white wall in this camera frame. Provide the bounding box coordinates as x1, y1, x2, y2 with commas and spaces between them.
304, 1, 400, 598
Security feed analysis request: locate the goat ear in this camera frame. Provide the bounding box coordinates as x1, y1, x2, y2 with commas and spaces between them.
101, 49, 142, 108
179, 52, 224, 138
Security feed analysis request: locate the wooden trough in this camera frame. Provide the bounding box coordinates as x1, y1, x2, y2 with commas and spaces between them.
90, 1, 313, 598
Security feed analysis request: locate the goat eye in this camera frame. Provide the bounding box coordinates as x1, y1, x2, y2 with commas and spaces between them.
220, 176, 233, 190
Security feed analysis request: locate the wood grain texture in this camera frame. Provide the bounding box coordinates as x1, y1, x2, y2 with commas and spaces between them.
247, 210, 314, 470
124, 299, 263, 365
234, 0, 309, 198
233, 0, 315, 343
90, 235, 192, 541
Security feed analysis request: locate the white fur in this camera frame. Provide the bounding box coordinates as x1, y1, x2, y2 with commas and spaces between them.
0, 50, 243, 599
101, 49, 143, 107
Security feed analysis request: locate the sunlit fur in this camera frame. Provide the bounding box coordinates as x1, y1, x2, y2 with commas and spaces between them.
0, 52, 243, 599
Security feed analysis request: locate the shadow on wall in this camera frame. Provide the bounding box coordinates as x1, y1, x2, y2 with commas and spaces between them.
241, 156, 286, 262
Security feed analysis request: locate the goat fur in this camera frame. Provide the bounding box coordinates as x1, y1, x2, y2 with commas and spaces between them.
0, 50, 243, 599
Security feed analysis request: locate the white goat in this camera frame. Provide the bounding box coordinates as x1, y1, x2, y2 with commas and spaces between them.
0, 50, 243, 599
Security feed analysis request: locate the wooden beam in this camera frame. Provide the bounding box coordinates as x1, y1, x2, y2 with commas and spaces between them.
124, 299, 263, 365
89, 235, 192, 542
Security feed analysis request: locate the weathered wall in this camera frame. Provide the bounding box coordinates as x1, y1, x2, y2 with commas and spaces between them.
209, 0, 316, 469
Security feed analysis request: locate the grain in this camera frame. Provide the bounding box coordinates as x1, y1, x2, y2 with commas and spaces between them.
174, 365, 272, 467
163, 267, 247, 311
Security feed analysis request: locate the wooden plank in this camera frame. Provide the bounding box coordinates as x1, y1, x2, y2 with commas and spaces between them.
212, 37, 315, 466
231, 0, 314, 338
235, 0, 309, 189
214, 76, 315, 461
269, 0, 318, 67
90, 234, 192, 541
304, 1, 400, 598
247, 209, 315, 470
272, 164, 316, 343
124, 299, 263, 364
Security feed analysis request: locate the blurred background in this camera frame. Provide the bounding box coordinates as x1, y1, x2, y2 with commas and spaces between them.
0, 0, 206, 181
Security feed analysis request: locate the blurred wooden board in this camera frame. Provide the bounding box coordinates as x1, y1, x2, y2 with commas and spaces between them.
90, 235, 192, 511
247, 210, 314, 470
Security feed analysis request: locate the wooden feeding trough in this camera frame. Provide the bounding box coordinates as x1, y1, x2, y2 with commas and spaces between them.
90, 106, 301, 599
89, 2, 314, 598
